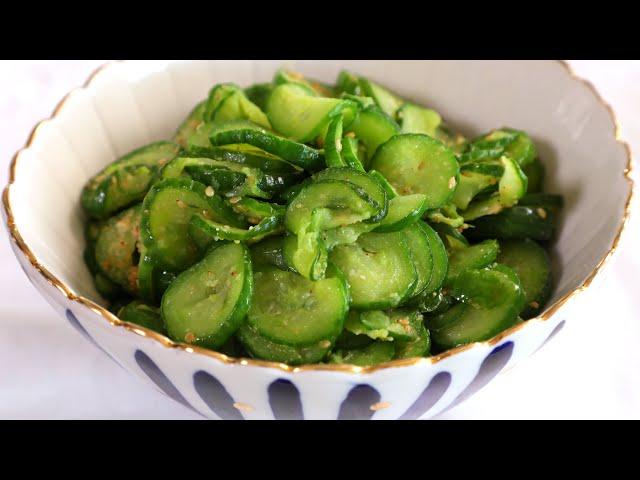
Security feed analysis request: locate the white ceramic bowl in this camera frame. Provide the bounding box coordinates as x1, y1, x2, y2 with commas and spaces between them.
2, 61, 633, 419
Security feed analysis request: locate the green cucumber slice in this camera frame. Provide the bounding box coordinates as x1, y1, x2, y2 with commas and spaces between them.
208, 121, 325, 171
140, 178, 245, 272
497, 239, 552, 318
324, 116, 346, 168
81, 141, 180, 219
174, 101, 205, 148
341, 136, 365, 171
250, 236, 290, 271
466, 204, 559, 242
285, 179, 379, 235
208, 84, 271, 129
329, 231, 417, 309
398, 103, 442, 137
373, 194, 429, 233
312, 167, 388, 223
445, 239, 500, 286
427, 265, 524, 349
358, 78, 404, 119
118, 300, 165, 334
419, 221, 448, 294
244, 83, 274, 111
370, 134, 459, 209
329, 341, 395, 367
161, 242, 253, 348
237, 324, 331, 365
266, 83, 357, 143
94, 204, 141, 295
246, 265, 348, 347
402, 223, 434, 298
350, 106, 400, 165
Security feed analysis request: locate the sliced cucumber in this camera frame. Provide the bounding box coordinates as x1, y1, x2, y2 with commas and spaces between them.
266, 83, 357, 143
452, 171, 500, 210
312, 167, 388, 223
190, 211, 283, 243
324, 116, 346, 168
523, 158, 545, 193
329, 341, 395, 367
358, 78, 404, 119
431, 222, 470, 251
427, 265, 524, 349
246, 266, 348, 346
207, 84, 271, 129
329, 231, 417, 309
445, 239, 500, 286
341, 136, 365, 172
140, 178, 245, 272
94, 204, 141, 295
161, 242, 252, 348
398, 103, 442, 137
373, 194, 429, 233
497, 239, 552, 318
391, 310, 431, 359
174, 101, 205, 148
402, 223, 434, 298
285, 179, 380, 235
282, 227, 327, 280
466, 204, 559, 242
208, 121, 325, 171
237, 324, 331, 365
420, 221, 449, 294
370, 134, 459, 210
350, 106, 400, 165
250, 236, 290, 271
498, 155, 528, 207
244, 83, 273, 111
81, 141, 180, 219
118, 300, 165, 334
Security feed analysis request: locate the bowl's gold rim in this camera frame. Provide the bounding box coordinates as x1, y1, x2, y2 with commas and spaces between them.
1, 60, 634, 375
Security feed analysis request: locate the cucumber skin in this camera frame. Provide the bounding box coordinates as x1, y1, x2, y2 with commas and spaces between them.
466, 205, 558, 242
497, 239, 552, 318
161, 243, 254, 349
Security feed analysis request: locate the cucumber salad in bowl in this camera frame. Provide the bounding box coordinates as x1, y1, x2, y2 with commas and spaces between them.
80, 68, 563, 367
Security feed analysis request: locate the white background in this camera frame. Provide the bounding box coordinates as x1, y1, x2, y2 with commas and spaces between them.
0, 60, 638, 419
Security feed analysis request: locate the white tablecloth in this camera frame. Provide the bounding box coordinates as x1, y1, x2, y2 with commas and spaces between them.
1, 61, 638, 419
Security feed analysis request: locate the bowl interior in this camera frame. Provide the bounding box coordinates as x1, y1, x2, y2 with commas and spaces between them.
6, 60, 631, 318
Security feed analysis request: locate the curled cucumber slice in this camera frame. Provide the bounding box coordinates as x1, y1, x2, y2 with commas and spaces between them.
206, 84, 271, 129
208, 121, 325, 171
349, 106, 400, 165
81, 141, 180, 219
370, 134, 459, 210
445, 239, 500, 286
266, 83, 357, 143
141, 178, 245, 272
398, 103, 442, 137
161, 242, 253, 348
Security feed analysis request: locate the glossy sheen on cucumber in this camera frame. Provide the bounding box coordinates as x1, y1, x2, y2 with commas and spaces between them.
370, 134, 459, 210
497, 239, 552, 318
246, 266, 348, 346
161, 242, 252, 348
329, 231, 417, 309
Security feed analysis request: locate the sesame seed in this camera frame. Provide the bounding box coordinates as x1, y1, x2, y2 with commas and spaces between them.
184, 332, 196, 343
345, 131, 355, 138
398, 318, 409, 326
229, 196, 241, 204
176, 199, 186, 209
529, 301, 540, 309
536, 208, 547, 219
448, 177, 457, 189
233, 402, 254, 412
205, 186, 215, 197
319, 340, 331, 348
370, 401, 391, 411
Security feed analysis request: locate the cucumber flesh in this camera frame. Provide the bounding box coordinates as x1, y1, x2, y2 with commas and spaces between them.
370, 134, 459, 210
398, 103, 442, 137
246, 266, 348, 346
445, 239, 500, 286
161, 242, 253, 348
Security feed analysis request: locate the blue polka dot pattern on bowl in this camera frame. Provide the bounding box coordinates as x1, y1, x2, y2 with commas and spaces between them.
399, 371, 452, 420
134, 350, 196, 412
268, 379, 304, 420
337, 384, 381, 420
193, 370, 244, 420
